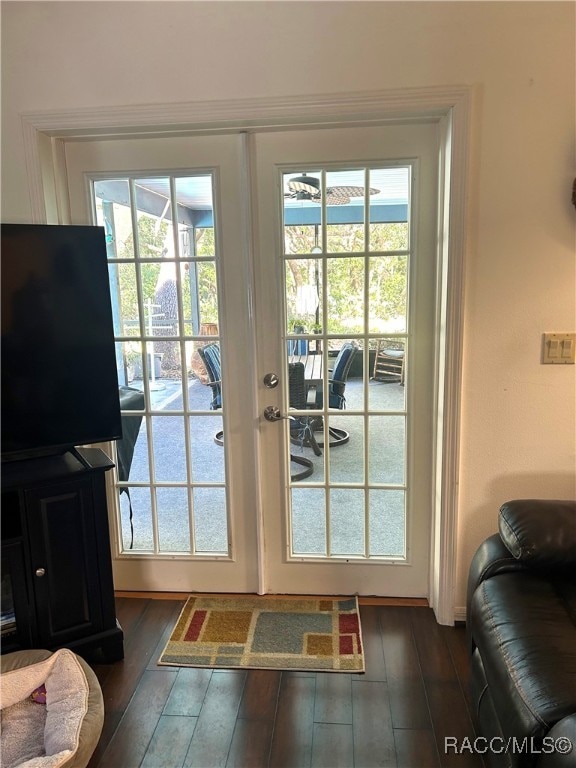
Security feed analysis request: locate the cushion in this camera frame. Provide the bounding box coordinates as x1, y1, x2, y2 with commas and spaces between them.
470, 573, 576, 745
499, 499, 576, 571
1, 649, 104, 768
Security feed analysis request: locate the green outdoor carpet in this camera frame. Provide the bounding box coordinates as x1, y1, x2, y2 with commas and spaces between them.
158, 595, 364, 673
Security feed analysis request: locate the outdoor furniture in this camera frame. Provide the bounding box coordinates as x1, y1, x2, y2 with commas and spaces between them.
190, 322, 219, 385
197, 343, 224, 445
289, 352, 323, 406
313, 342, 358, 448
117, 386, 145, 550
197, 349, 314, 481
288, 362, 319, 477
372, 338, 405, 384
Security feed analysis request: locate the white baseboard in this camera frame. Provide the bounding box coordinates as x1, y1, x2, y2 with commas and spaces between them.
454, 606, 467, 623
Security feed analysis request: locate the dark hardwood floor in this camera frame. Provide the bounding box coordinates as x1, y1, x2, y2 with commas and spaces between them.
87, 598, 484, 768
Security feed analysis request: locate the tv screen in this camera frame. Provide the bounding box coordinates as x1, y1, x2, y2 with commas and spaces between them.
1, 223, 122, 460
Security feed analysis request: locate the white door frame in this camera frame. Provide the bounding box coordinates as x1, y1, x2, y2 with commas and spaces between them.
20, 85, 471, 625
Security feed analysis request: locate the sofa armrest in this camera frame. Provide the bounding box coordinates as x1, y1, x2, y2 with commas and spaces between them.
499, 500, 576, 572
466, 533, 529, 650
467, 534, 529, 611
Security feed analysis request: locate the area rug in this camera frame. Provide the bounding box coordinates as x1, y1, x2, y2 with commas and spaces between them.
158, 595, 364, 673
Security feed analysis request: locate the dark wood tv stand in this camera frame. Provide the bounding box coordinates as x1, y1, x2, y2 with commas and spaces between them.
1, 447, 124, 662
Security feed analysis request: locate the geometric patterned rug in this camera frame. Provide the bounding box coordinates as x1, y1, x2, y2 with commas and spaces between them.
158, 595, 364, 673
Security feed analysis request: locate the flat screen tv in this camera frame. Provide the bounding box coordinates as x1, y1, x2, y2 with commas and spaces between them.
1, 223, 122, 461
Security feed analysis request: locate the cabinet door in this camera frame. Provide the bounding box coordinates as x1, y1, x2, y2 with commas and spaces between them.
25, 478, 104, 647
1, 540, 35, 651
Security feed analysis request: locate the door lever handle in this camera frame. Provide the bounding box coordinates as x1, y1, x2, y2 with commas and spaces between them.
263, 406, 296, 423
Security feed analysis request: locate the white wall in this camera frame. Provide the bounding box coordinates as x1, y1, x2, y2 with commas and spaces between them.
2, 1, 575, 611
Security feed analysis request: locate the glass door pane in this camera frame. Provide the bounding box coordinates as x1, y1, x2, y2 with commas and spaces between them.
282, 165, 410, 561
93, 174, 229, 556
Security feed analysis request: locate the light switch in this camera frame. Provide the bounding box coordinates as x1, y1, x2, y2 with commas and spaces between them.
561, 338, 574, 359
542, 333, 576, 364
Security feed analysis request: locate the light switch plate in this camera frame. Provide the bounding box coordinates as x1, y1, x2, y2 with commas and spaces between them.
542, 333, 576, 364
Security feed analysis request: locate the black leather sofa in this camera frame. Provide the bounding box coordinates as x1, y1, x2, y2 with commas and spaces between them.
467, 499, 576, 768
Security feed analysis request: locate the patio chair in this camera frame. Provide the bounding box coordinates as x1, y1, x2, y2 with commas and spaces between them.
288, 362, 318, 479
312, 341, 359, 448
197, 343, 224, 445
372, 338, 405, 384
196, 349, 315, 480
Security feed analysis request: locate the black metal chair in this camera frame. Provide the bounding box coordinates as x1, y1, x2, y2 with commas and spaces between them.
288, 362, 317, 480
196, 349, 313, 481
197, 343, 224, 445
312, 341, 359, 448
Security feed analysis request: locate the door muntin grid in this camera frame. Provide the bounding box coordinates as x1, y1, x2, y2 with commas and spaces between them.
282, 165, 411, 561
91, 173, 230, 556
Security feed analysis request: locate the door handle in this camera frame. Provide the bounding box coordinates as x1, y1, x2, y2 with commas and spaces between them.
263, 406, 296, 423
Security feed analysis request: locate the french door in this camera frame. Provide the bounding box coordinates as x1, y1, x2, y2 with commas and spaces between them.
252, 126, 437, 595
64, 122, 438, 596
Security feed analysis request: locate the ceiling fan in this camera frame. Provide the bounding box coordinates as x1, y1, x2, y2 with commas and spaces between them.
284, 174, 379, 206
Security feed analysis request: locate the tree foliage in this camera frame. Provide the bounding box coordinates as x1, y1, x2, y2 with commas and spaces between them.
114, 213, 408, 368
116, 215, 167, 325
284, 222, 408, 334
